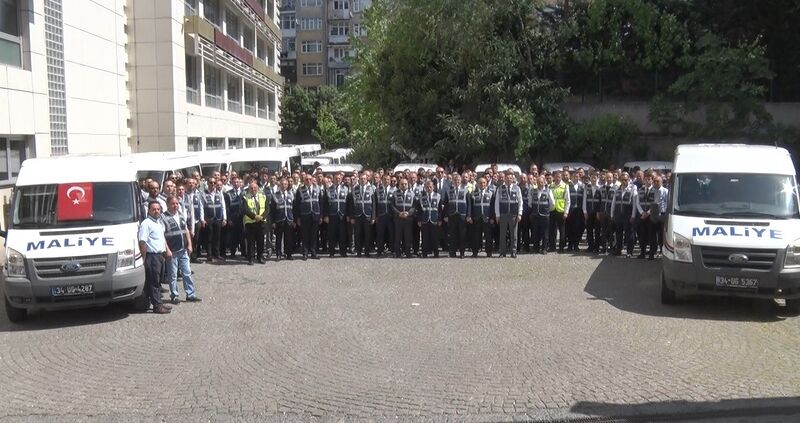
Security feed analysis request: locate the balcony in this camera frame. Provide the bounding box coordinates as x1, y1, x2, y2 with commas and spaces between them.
328, 34, 349, 44
245, 104, 257, 116
253, 59, 285, 87
328, 57, 350, 69
227, 99, 242, 114
185, 15, 215, 42
328, 9, 352, 20
206, 93, 224, 109
257, 107, 268, 119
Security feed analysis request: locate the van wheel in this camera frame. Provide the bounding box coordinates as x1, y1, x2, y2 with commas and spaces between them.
661, 272, 677, 305
4, 296, 27, 322
130, 289, 150, 312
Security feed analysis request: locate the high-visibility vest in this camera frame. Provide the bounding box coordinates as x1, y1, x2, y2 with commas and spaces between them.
243, 192, 268, 225
552, 182, 567, 213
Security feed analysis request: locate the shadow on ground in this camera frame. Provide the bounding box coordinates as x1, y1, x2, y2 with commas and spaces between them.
0, 300, 131, 332
571, 396, 800, 422
584, 256, 796, 322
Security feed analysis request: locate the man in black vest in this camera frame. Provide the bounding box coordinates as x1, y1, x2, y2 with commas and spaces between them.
417, 180, 443, 258
293, 174, 323, 260
392, 178, 416, 258
323, 172, 350, 258
467, 177, 494, 257
443, 173, 469, 258
349, 173, 377, 257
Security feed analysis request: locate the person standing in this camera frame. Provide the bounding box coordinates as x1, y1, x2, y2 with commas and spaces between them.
494, 171, 523, 258
583, 173, 602, 253
349, 173, 377, 257
392, 178, 416, 258
138, 201, 172, 314
185, 178, 205, 262
163, 196, 200, 304
566, 173, 585, 252
636, 174, 658, 260
271, 178, 295, 260
202, 177, 227, 263
293, 175, 323, 260
323, 173, 350, 257
223, 177, 246, 259
374, 174, 396, 256
444, 173, 469, 258
243, 180, 269, 265
528, 176, 555, 255
467, 177, 494, 257
417, 180, 443, 258
548, 171, 570, 253
610, 173, 638, 256
653, 175, 669, 255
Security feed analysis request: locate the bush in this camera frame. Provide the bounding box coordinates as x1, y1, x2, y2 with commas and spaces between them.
566, 115, 639, 167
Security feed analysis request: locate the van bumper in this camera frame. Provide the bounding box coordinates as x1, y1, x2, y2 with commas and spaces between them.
662, 256, 800, 300
3, 267, 145, 311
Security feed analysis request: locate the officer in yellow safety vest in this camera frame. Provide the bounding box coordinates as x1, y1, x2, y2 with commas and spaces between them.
243, 180, 270, 265
548, 170, 570, 252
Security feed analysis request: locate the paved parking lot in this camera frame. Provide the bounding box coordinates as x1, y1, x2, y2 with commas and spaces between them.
1, 254, 800, 422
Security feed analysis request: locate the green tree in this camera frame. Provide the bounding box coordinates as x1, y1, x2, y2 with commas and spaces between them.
566, 115, 639, 167
280, 87, 317, 136
312, 106, 348, 149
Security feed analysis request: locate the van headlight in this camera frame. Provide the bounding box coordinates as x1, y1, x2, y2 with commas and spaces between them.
673, 232, 693, 263
116, 249, 135, 270
6, 248, 26, 277
784, 238, 800, 268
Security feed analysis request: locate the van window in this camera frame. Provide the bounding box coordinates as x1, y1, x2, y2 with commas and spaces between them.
289, 155, 301, 173
12, 182, 137, 228
673, 173, 800, 219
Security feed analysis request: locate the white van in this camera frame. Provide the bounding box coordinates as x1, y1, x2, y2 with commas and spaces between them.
2, 156, 147, 322
193, 147, 302, 177
129, 152, 202, 188
661, 144, 800, 310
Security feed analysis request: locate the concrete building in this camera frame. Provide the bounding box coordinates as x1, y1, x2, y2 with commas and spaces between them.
280, 0, 369, 88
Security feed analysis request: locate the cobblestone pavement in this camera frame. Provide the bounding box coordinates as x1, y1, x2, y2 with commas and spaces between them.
1, 253, 800, 422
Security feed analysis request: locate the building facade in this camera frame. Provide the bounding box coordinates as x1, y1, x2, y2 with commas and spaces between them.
280, 0, 369, 88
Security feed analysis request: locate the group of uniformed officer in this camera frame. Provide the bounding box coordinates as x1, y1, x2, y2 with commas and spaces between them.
138, 163, 671, 265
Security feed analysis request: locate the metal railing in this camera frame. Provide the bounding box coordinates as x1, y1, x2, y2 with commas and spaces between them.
206, 93, 224, 109
268, 110, 276, 120
186, 87, 200, 104
245, 104, 257, 116
227, 99, 242, 114
257, 107, 268, 119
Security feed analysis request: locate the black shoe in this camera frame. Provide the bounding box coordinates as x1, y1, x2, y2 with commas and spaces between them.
170, 296, 180, 305
637, 253, 646, 259
500, 253, 506, 258
648, 255, 655, 260
329, 253, 335, 258
259, 258, 266, 264
311, 253, 318, 259
186, 296, 202, 302
434, 252, 439, 258
286, 255, 293, 261
511, 252, 517, 258
190, 257, 200, 263
207, 256, 214, 263
364, 253, 371, 258
357, 252, 362, 257
248, 259, 254, 265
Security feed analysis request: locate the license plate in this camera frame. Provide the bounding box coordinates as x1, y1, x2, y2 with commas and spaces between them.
715, 276, 759, 289
51, 284, 94, 297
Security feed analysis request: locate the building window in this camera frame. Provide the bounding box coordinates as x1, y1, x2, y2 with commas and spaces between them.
332, 47, 350, 60
283, 37, 296, 53
204, 0, 220, 26
257, 89, 268, 119
206, 137, 224, 151
302, 63, 322, 76
300, 18, 321, 31
242, 26, 254, 52
0, 0, 21, 67
330, 69, 347, 87
244, 83, 256, 116
352, 0, 363, 12
301, 40, 322, 54
352, 22, 365, 37
281, 0, 294, 9
281, 12, 295, 29
0, 138, 26, 182
267, 91, 276, 120
245, 138, 256, 148
330, 21, 349, 36
227, 75, 241, 113
269, 138, 277, 147
333, 0, 348, 10
258, 138, 269, 147
300, 0, 321, 7
228, 138, 243, 149
225, 8, 240, 40
204, 63, 223, 109
186, 55, 200, 104
188, 137, 202, 152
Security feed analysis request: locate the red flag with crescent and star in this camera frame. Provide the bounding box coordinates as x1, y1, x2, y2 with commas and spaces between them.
56, 183, 94, 221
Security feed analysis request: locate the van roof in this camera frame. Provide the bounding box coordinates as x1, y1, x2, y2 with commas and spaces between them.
674, 144, 794, 174
128, 152, 199, 171
474, 164, 521, 174
17, 156, 137, 186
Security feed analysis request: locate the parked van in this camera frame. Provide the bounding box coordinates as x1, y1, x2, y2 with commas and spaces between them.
302, 156, 334, 173
541, 162, 595, 172
2, 156, 147, 322
623, 161, 673, 174
474, 163, 522, 175
661, 144, 800, 311
130, 152, 201, 187
194, 147, 302, 177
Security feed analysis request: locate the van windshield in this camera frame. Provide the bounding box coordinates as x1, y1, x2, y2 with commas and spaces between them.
13, 182, 137, 228
230, 161, 283, 174
673, 173, 800, 219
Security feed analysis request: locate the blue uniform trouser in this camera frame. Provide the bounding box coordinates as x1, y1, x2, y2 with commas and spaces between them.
168, 248, 196, 300
144, 253, 164, 307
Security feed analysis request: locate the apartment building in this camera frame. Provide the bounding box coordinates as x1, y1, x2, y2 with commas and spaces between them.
280, 0, 370, 88
131, 0, 283, 152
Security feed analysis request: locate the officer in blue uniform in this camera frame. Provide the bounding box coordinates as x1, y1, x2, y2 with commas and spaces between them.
583, 172, 602, 253
417, 180, 443, 258
566, 173, 585, 252
443, 173, 469, 258
392, 178, 416, 258
494, 172, 523, 258
270, 178, 295, 260
323, 173, 350, 257
293, 175, 323, 260
467, 177, 494, 257
223, 176, 245, 258
636, 174, 658, 260
610, 172, 638, 256
349, 173, 377, 257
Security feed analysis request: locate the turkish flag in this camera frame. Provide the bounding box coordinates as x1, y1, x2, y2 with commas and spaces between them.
57, 183, 94, 221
